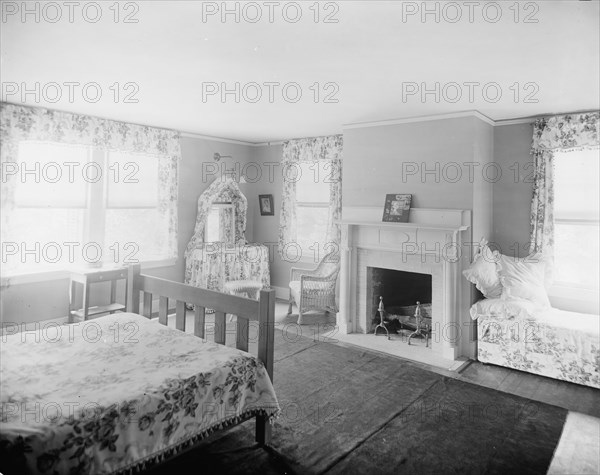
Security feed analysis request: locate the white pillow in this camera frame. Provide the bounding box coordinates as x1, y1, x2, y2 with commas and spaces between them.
496, 253, 551, 307
462, 246, 503, 298
500, 252, 553, 290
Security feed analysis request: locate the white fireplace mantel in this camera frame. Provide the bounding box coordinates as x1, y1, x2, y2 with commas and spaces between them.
338, 219, 468, 232
336, 207, 474, 362
338, 207, 469, 231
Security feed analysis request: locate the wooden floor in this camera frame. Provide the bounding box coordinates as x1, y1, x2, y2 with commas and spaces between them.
458, 360, 600, 418
276, 301, 600, 419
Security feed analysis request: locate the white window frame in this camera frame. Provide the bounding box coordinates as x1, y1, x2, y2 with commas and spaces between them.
548, 149, 599, 313
2, 143, 174, 280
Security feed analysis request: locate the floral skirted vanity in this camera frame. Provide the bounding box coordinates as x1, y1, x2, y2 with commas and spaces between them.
184, 177, 270, 294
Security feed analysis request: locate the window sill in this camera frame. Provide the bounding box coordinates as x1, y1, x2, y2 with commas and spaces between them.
1, 269, 70, 287
0, 258, 177, 287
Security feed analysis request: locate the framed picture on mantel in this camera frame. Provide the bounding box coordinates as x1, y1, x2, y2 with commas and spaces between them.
382, 194, 412, 223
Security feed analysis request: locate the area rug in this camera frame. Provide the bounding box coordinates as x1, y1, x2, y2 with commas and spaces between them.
150, 330, 567, 475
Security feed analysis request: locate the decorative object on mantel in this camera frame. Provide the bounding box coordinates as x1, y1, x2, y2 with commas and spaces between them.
374, 297, 391, 339
382, 194, 412, 222
259, 194, 274, 216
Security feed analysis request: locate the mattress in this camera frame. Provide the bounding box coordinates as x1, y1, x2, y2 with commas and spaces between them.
0, 313, 280, 474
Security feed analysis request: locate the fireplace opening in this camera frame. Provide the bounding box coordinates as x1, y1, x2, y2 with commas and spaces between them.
366, 267, 432, 334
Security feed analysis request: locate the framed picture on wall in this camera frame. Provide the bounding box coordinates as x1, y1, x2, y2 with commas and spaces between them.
382, 194, 412, 223
259, 194, 274, 216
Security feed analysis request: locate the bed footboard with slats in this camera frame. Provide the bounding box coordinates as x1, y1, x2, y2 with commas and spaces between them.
125, 264, 276, 445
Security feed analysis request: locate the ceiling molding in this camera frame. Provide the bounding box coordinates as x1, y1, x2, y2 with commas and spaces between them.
180, 131, 257, 146
493, 117, 536, 126
169, 108, 600, 142
185, 108, 600, 141
343, 110, 496, 130
493, 109, 599, 127
180, 132, 284, 147
250, 140, 285, 147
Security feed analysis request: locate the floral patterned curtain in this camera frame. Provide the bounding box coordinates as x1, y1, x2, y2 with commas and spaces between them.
278, 135, 343, 258
0, 103, 180, 258
184, 177, 247, 283
530, 112, 599, 258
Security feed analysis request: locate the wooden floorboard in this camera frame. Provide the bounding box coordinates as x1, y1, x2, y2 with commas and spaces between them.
460, 361, 600, 418
458, 362, 512, 390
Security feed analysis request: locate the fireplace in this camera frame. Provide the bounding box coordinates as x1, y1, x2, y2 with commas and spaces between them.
367, 267, 432, 332
336, 207, 474, 362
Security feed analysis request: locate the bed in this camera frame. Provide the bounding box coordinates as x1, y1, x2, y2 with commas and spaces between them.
471, 298, 600, 389
464, 240, 600, 389
0, 265, 280, 474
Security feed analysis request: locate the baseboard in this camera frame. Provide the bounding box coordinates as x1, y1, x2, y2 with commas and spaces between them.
271, 285, 288, 301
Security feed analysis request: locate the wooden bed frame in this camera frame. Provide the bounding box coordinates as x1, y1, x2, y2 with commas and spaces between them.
125, 265, 277, 446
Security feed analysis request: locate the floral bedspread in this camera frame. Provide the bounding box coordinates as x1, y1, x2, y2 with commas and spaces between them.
473, 299, 600, 388
0, 313, 280, 474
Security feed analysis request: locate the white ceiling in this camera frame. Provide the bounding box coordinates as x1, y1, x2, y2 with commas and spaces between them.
1, 1, 598, 143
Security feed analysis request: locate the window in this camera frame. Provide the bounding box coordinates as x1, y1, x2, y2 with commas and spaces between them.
295, 161, 331, 261
2, 141, 172, 275
553, 148, 600, 290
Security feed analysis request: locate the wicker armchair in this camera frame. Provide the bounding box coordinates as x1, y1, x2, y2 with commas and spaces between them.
287, 250, 340, 324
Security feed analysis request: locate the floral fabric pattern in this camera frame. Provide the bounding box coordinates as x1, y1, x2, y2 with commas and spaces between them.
0, 313, 279, 474
529, 112, 599, 259
532, 113, 599, 151
278, 135, 343, 260
474, 302, 599, 388
184, 178, 249, 284
186, 243, 271, 292
529, 148, 555, 256
326, 157, 343, 247
0, 103, 180, 258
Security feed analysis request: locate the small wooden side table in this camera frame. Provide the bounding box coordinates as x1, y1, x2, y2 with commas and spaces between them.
69, 267, 128, 323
